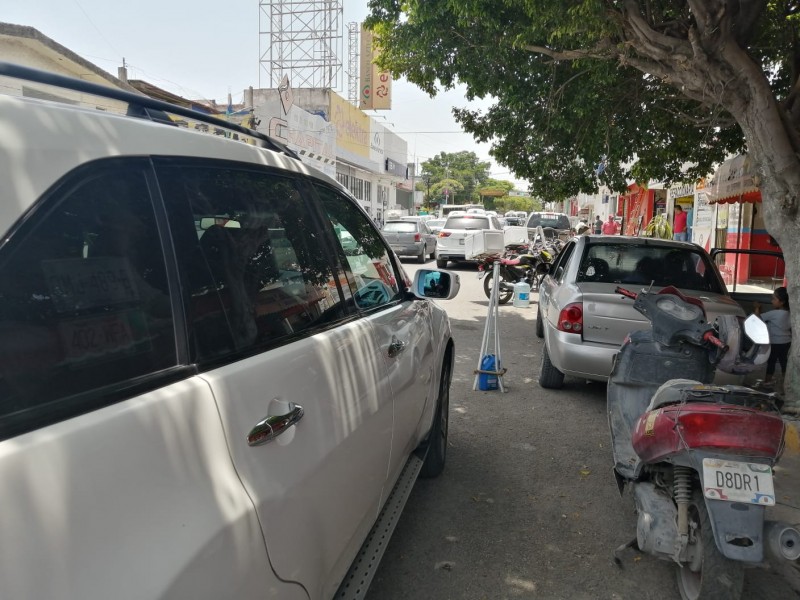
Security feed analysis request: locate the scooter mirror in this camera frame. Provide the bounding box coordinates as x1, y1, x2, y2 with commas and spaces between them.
744, 313, 770, 344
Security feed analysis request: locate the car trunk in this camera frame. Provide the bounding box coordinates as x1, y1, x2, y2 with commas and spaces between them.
577, 283, 650, 345
382, 223, 418, 246
577, 283, 745, 346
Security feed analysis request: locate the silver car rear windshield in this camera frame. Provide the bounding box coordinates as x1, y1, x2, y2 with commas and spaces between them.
445, 216, 490, 230
576, 243, 724, 294
383, 221, 417, 232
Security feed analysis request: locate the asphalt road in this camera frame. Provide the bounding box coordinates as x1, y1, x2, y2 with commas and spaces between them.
364, 259, 799, 600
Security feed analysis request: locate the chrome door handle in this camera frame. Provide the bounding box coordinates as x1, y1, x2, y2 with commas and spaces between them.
388, 337, 406, 358
247, 403, 304, 447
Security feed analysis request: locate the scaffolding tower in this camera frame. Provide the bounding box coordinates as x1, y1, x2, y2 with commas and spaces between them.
259, 0, 344, 90
346, 22, 359, 105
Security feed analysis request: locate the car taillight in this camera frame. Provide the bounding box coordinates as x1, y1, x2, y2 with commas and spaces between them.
414, 233, 421, 242
558, 303, 583, 334
438, 231, 451, 238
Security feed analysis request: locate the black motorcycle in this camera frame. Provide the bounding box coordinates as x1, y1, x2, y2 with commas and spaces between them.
478, 245, 552, 304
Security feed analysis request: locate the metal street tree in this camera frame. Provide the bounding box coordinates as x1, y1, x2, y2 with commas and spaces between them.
367, 1, 800, 398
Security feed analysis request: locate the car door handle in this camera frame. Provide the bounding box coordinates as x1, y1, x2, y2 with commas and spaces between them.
247, 403, 304, 447
388, 337, 406, 358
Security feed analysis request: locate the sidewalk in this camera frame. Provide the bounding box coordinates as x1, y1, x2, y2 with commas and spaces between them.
768, 415, 800, 591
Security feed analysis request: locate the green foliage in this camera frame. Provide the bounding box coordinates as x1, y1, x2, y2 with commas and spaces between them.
418, 151, 491, 203
366, 0, 797, 200
494, 196, 540, 214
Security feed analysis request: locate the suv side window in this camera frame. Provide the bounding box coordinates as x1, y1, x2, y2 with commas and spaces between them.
313, 184, 401, 310
156, 162, 348, 363
0, 163, 176, 433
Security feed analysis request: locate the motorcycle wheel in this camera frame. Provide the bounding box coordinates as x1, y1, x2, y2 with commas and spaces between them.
676, 492, 744, 600
483, 268, 514, 305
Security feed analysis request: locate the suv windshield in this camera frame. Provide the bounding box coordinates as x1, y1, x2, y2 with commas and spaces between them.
527, 213, 571, 230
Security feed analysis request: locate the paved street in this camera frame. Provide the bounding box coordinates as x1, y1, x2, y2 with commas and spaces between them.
365, 259, 800, 600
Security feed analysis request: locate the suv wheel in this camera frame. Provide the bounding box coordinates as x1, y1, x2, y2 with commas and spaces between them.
436, 257, 448, 269
419, 357, 451, 478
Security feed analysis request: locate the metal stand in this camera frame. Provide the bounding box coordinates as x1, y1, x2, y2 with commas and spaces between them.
473, 260, 507, 392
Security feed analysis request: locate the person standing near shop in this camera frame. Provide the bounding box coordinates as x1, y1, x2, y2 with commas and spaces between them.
672, 205, 688, 241
754, 287, 791, 390
594, 215, 602, 235
602, 214, 618, 235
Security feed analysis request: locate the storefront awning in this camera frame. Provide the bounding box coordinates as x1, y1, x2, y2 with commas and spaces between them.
708, 154, 761, 204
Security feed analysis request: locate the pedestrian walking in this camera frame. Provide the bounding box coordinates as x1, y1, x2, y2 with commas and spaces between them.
672, 205, 688, 241
601, 214, 617, 235
754, 286, 791, 390
593, 215, 602, 235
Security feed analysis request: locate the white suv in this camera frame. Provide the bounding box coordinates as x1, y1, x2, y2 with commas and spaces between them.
0, 63, 460, 600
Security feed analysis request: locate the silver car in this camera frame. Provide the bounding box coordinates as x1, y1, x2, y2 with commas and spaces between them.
382, 219, 437, 262
536, 235, 746, 388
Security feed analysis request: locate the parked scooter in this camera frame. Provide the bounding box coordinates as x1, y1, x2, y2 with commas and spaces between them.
608, 285, 799, 600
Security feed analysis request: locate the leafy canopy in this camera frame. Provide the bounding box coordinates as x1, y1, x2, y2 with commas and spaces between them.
366, 1, 798, 200
417, 150, 492, 203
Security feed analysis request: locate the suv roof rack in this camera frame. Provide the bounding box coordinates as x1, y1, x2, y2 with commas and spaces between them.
0, 61, 300, 160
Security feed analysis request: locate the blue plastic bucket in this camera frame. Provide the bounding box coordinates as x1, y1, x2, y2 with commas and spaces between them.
478, 354, 499, 390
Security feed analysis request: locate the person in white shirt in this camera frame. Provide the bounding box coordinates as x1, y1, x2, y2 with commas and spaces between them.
754, 286, 791, 388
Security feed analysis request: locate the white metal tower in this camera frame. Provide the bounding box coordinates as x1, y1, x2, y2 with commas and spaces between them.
346, 22, 359, 105
259, 0, 344, 90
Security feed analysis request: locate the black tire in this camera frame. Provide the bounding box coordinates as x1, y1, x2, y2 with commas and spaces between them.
536, 304, 544, 338
419, 356, 451, 478
676, 492, 744, 600
539, 343, 564, 389
417, 244, 426, 263
436, 257, 448, 269
483, 268, 514, 305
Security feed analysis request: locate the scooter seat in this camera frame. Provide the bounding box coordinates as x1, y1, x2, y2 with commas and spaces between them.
647, 379, 779, 412
646, 379, 704, 411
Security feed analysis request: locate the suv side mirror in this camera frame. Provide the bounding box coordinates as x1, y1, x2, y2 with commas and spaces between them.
412, 269, 460, 300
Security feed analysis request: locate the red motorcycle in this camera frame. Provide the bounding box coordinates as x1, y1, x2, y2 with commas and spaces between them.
608, 286, 798, 600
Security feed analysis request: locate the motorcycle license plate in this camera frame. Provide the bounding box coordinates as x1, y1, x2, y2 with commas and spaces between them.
702, 458, 775, 505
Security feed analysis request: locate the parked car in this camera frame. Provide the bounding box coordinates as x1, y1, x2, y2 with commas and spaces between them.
526, 212, 572, 238
0, 62, 462, 600
536, 235, 746, 388
435, 213, 504, 268
426, 218, 447, 235
382, 219, 437, 262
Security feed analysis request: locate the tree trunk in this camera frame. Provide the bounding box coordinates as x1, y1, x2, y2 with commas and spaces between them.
729, 76, 800, 409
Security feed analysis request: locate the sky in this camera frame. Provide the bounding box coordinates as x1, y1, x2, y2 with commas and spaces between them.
3, 0, 528, 189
